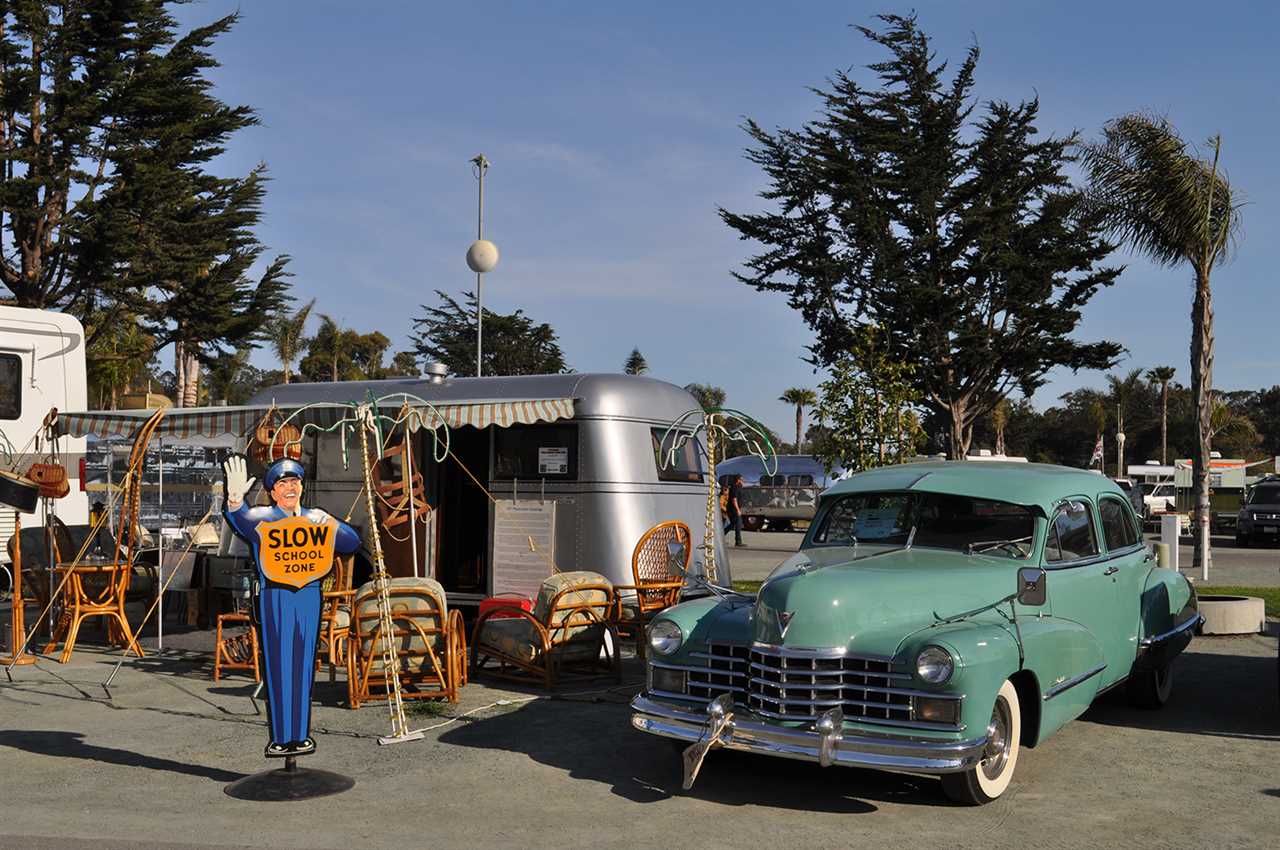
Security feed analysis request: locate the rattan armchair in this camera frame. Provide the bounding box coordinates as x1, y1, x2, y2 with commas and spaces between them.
614, 521, 690, 661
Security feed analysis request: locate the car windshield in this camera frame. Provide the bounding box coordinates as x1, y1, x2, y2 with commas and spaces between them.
1249, 485, 1280, 505
809, 491, 1036, 558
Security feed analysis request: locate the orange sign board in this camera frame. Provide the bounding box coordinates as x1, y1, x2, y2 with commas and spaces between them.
257, 515, 337, 589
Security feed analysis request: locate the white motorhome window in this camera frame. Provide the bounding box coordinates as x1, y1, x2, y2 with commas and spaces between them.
0, 353, 19, 419
493, 424, 578, 480
652, 428, 703, 483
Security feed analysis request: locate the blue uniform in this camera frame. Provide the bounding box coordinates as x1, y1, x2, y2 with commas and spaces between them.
224, 502, 360, 748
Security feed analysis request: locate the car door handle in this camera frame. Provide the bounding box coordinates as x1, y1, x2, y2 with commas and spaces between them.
1103, 566, 1119, 576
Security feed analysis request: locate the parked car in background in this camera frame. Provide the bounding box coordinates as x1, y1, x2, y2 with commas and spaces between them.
1141, 481, 1178, 519
1236, 477, 1280, 547
632, 461, 1200, 805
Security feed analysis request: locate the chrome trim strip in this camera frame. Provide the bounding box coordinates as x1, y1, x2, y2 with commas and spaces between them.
654, 660, 745, 677
631, 694, 983, 773
751, 694, 909, 713
747, 675, 941, 699
750, 642, 851, 659
1042, 663, 1107, 701
1139, 614, 1204, 647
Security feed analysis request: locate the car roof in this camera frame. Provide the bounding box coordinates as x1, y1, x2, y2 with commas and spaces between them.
822, 460, 1124, 517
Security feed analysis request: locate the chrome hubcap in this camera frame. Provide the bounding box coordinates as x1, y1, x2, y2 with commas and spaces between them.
980, 696, 1012, 780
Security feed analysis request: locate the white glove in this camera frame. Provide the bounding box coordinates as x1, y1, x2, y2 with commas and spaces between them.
223, 455, 256, 507
308, 508, 330, 525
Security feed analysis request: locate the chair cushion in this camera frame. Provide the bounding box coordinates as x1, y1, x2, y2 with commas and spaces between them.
533, 571, 611, 621
353, 576, 449, 663
477, 617, 605, 664
331, 607, 351, 630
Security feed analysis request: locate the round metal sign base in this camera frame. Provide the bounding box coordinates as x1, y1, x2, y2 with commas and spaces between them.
224, 757, 354, 801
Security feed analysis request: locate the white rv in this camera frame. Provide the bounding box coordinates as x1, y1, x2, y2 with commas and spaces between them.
0, 305, 89, 553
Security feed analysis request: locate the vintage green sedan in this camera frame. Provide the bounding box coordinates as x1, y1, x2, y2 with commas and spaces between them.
631, 461, 1201, 804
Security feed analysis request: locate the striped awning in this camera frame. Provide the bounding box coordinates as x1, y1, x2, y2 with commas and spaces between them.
54, 397, 576, 441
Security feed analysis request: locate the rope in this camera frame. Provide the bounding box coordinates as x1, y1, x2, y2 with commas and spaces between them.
356, 406, 411, 740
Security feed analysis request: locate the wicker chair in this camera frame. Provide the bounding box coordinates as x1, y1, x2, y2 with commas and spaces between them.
471, 571, 619, 689
317, 554, 356, 682
614, 521, 690, 661
348, 576, 467, 707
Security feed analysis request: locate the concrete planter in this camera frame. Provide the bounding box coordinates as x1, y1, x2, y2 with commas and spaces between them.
1197, 595, 1266, 635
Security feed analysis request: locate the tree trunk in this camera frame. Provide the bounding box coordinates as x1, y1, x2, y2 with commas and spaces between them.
948, 402, 971, 460
183, 351, 200, 407
1190, 269, 1213, 571
174, 342, 186, 409
1160, 383, 1169, 466
282, 358, 291, 384
995, 423, 1006, 456
331, 354, 338, 383
794, 405, 802, 454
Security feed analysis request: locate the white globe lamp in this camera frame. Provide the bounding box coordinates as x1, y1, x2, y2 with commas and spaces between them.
466, 239, 499, 273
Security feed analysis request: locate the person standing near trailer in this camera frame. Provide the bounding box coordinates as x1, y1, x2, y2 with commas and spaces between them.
724, 473, 745, 547
222, 455, 360, 758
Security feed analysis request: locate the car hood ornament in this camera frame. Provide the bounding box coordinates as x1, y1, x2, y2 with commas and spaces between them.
776, 609, 795, 638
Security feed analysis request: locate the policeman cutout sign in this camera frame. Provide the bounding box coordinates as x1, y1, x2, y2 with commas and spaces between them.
258, 515, 338, 589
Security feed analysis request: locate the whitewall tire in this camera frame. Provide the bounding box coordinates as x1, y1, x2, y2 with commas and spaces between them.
941, 678, 1021, 805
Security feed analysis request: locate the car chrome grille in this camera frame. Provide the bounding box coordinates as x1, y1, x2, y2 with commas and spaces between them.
1254, 512, 1280, 521
686, 642, 919, 723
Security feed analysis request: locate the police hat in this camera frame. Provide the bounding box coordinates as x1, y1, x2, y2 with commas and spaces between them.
264, 458, 305, 490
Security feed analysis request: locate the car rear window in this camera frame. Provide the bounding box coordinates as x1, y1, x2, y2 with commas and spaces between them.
1099, 497, 1140, 550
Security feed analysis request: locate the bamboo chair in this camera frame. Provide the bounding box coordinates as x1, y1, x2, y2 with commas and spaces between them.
317, 554, 356, 682
348, 576, 468, 707
213, 612, 260, 682
471, 571, 620, 689
44, 410, 163, 662
614, 521, 691, 662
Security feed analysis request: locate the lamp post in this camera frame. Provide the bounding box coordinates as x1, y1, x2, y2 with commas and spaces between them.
467, 154, 499, 377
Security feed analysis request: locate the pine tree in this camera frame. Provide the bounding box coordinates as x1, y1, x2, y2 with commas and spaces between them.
412, 291, 567, 377
721, 14, 1122, 458
623, 348, 648, 375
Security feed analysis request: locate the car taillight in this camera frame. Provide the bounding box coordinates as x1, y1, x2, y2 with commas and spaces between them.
79, 457, 86, 491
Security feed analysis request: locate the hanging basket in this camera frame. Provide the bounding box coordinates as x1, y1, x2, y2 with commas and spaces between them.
27, 462, 70, 499
249, 410, 303, 467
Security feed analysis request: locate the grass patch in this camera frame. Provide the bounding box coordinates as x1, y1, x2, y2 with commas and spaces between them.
1198, 586, 1280, 617
732, 580, 762, 595
405, 699, 453, 718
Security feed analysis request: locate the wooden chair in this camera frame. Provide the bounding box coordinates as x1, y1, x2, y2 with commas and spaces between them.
471, 571, 620, 689
317, 554, 356, 682
614, 521, 691, 661
213, 612, 260, 682
348, 576, 468, 707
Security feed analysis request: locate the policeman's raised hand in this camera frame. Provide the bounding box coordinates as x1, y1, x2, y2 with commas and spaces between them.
222, 455, 256, 507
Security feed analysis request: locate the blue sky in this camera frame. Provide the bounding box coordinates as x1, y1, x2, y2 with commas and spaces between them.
175, 1, 1280, 437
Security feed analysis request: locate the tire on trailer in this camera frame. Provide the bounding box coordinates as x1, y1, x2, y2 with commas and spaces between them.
941, 679, 1021, 805
741, 515, 763, 532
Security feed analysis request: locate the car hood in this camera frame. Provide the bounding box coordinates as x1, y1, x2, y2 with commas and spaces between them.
1245, 503, 1280, 512
753, 546, 1019, 654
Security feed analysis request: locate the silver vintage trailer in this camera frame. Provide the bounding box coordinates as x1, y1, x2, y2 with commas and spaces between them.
246, 373, 729, 605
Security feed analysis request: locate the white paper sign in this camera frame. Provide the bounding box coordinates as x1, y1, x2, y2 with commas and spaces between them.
538, 446, 568, 475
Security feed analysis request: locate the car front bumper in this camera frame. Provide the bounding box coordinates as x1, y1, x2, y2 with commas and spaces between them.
630, 694, 989, 775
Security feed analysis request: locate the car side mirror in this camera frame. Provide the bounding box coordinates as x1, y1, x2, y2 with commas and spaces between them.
1017, 567, 1047, 606
667, 541, 688, 575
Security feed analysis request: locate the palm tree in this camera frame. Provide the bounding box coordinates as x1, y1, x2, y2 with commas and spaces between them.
269, 298, 315, 384
1106, 368, 1145, 476
779, 388, 817, 453
1145, 366, 1177, 464
1080, 113, 1242, 570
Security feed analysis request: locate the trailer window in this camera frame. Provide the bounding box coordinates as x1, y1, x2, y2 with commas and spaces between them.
493, 424, 578, 480
0, 354, 19, 419
652, 428, 703, 483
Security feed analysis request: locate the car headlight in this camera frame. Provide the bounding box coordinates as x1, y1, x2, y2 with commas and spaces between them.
648, 620, 683, 656
915, 645, 954, 684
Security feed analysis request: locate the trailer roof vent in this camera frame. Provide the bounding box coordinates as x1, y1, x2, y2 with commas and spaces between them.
424, 362, 449, 384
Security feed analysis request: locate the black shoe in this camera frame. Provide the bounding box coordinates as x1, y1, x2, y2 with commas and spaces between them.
264, 742, 289, 759
289, 737, 316, 756
735, 542, 747, 547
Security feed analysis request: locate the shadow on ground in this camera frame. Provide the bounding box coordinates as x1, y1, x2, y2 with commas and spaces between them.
439, 695, 964, 812
1082, 646, 1280, 741
0, 729, 244, 782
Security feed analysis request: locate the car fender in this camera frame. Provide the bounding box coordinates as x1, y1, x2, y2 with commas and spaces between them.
898, 619, 1023, 739
1014, 615, 1107, 744
1134, 567, 1199, 673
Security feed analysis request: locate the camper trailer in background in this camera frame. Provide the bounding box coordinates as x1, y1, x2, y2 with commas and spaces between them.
716, 454, 844, 532
0, 306, 89, 554
247, 373, 729, 605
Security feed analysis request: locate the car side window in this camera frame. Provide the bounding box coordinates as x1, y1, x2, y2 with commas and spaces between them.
1045, 501, 1099, 563
1099, 496, 1140, 551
